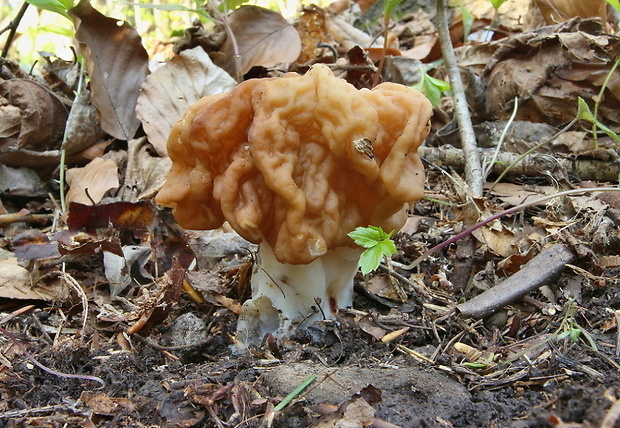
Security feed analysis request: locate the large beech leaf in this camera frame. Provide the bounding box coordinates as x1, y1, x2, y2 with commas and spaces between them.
69, 0, 148, 141
136, 47, 237, 156
215, 5, 301, 80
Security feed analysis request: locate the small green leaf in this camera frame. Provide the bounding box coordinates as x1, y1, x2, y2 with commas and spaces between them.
26, 0, 73, 18
218, 0, 248, 12
461, 6, 474, 42
123, 3, 204, 12
577, 97, 620, 146
414, 67, 451, 107
384, 0, 406, 16
348, 226, 382, 248
359, 245, 384, 275
606, 0, 620, 12
489, 0, 506, 11
378, 239, 397, 257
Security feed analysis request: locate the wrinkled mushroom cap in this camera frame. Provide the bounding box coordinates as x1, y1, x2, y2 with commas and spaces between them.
156, 65, 432, 264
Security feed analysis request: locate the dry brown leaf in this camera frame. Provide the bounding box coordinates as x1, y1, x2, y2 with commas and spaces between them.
118, 137, 172, 201
215, 5, 301, 80
0, 79, 68, 150
70, 0, 148, 141
532, 0, 607, 25
0, 97, 21, 138
136, 47, 236, 156
63, 88, 106, 154
456, 19, 620, 127
65, 157, 120, 205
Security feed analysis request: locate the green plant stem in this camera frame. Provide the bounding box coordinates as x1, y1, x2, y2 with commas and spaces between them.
1, 1, 29, 58
274, 374, 316, 412
401, 186, 619, 271
592, 58, 620, 148
487, 116, 578, 194
484, 97, 518, 180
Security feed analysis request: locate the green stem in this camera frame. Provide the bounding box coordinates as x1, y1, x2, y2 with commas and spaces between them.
274, 374, 317, 412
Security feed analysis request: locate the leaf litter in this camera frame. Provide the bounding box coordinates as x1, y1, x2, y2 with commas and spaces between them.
0, 0, 620, 427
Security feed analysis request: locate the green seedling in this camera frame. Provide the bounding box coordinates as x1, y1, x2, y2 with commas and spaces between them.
414, 66, 451, 107
577, 97, 620, 147
348, 226, 397, 275
489, 0, 506, 12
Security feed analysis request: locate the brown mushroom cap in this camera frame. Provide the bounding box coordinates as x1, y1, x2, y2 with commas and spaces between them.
156, 65, 432, 265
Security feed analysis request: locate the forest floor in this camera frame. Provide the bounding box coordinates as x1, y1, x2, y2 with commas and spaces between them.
1, 0, 620, 427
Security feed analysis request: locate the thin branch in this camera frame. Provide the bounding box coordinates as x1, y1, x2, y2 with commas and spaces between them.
1, 1, 29, 59
436, 0, 483, 196
455, 243, 576, 319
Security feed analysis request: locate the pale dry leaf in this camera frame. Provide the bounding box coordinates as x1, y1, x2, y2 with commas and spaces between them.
118, 137, 172, 202
0, 257, 69, 301
215, 5, 301, 79
136, 47, 236, 156
65, 157, 120, 205
70, 0, 149, 141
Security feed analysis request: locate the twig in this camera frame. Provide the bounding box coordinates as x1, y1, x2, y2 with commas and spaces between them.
0, 404, 67, 419
421, 145, 620, 183
0, 213, 54, 226
0, 327, 105, 388
1, 1, 29, 58
133, 333, 211, 351
455, 243, 576, 319
377, 263, 430, 299
0, 305, 36, 325
401, 187, 620, 271
436, 0, 483, 196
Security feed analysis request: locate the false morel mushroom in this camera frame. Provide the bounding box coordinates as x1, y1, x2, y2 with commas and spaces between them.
156, 65, 432, 347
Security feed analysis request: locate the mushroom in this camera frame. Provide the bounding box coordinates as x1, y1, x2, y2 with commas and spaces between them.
156, 65, 432, 346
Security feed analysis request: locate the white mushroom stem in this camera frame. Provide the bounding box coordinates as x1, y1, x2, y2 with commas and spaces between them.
235, 242, 363, 347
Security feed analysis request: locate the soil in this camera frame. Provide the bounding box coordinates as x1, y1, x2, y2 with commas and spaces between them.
1, 238, 619, 428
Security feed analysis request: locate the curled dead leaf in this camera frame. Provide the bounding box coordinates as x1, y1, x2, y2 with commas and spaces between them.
214, 5, 301, 80
65, 157, 120, 205
0, 79, 68, 151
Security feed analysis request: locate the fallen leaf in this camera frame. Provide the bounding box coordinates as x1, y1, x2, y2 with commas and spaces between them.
103, 245, 153, 297
118, 137, 172, 201
0, 79, 68, 150
532, 0, 607, 25
80, 391, 135, 416
65, 157, 120, 205
62, 88, 106, 154
136, 48, 236, 156
0, 257, 68, 301
215, 5, 301, 79
67, 200, 156, 237
70, 0, 149, 141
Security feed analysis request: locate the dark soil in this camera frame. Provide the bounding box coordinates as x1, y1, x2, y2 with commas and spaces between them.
1, 249, 619, 428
